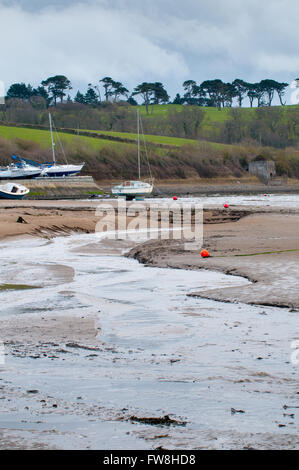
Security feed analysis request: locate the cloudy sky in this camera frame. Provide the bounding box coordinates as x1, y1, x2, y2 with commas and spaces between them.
1, 0, 298, 102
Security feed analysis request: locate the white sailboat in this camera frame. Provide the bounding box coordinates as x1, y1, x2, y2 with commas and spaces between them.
41, 114, 85, 177
112, 110, 153, 200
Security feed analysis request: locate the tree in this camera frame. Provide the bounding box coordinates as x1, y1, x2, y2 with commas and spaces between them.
200, 79, 225, 109
132, 82, 156, 114
6, 83, 32, 100
151, 82, 169, 104
259, 79, 278, 106
232, 79, 248, 107
41, 75, 72, 105
168, 107, 205, 138
100, 77, 115, 101
252, 82, 266, 107
84, 86, 99, 105
250, 107, 285, 146
127, 95, 138, 106
221, 108, 247, 143
111, 81, 129, 102
182, 80, 197, 104
74, 90, 86, 104
99, 77, 129, 102
221, 83, 238, 107
31, 85, 50, 105
246, 83, 259, 107
274, 81, 289, 106
173, 93, 183, 104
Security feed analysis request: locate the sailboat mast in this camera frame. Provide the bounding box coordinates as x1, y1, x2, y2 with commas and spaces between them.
137, 109, 141, 180
49, 113, 56, 165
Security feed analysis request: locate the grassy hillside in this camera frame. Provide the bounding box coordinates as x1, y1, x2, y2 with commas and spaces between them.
0, 125, 135, 152
1, 122, 299, 182
139, 103, 299, 120
1, 100, 298, 147
78, 128, 232, 150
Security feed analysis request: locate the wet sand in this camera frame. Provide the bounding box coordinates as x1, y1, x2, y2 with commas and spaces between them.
1, 199, 299, 308
0, 198, 298, 449
0, 235, 298, 450
128, 211, 299, 309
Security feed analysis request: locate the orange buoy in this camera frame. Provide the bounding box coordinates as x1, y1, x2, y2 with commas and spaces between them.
224, 203, 229, 208
173, 196, 178, 200
200, 249, 210, 258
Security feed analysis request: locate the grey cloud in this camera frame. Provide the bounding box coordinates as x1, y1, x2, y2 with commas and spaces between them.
0, 1, 298, 100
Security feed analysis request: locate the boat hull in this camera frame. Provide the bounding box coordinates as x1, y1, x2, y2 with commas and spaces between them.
112, 181, 153, 199
0, 183, 30, 199
0, 170, 42, 180
41, 164, 85, 178
0, 191, 27, 200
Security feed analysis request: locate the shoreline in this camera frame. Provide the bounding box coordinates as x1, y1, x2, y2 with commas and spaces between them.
0, 202, 298, 450
126, 211, 299, 310
1, 199, 299, 309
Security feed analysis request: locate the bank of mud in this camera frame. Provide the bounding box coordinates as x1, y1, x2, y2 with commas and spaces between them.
127, 211, 299, 309
0, 235, 298, 450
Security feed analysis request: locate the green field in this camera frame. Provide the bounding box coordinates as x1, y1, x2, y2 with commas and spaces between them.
0, 125, 135, 152
79, 128, 235, 150
0, 123, 234, 153
79, 129, 199, 146
1, 104, 298, 154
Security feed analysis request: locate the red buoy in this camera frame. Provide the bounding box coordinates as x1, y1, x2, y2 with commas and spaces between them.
200, 249, 210, 258
224, 203, 229, 209
173, 196, 178, 201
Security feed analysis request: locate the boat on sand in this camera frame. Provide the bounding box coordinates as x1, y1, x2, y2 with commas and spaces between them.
0, 182, 30, 199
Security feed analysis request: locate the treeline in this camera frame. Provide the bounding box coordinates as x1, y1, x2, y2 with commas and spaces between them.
0, 99, 207, 139
4, 75, 290, 112
222, 107, 299, 147
177, 79, 288, 108
1, 98, 299, 149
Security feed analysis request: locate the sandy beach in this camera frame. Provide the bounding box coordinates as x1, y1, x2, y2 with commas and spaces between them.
1, 198, 299, 308
0, 196, 298, 449
128, 210, 299, 309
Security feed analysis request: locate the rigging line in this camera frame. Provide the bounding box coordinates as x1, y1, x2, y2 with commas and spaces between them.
52, 119, 68, 165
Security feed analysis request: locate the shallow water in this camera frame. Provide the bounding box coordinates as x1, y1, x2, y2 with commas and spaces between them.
0, 235, 298, 449
147, 193, 299, 208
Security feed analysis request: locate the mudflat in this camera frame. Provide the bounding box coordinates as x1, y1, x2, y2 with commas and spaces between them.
128, 211, 299, 309
0, 200, 298, 449
1, 200, 299, 309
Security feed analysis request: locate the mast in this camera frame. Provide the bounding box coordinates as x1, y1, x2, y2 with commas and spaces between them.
137, 109, 140, 180
49, 113, 56, 165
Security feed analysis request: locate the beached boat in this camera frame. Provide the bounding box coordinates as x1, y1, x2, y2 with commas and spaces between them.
40, 113, 85, 177
112, 110, 153, 200
0, 182, 29, 199
0, 162, 42, 180
112, 180, 153, 200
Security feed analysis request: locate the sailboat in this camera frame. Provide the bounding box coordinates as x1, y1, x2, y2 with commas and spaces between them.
41, 114, 85, 177
111, 110, 153, 200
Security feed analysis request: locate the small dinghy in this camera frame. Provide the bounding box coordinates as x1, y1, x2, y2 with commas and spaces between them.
0, 182, 30, 199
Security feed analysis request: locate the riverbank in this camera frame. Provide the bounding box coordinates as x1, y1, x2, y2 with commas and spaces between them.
100, 176, 299, 196
1, 198, 299, 310
128, 211, 299, 309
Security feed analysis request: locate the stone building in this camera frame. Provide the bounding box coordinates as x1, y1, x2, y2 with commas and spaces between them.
249, 158, 276, 185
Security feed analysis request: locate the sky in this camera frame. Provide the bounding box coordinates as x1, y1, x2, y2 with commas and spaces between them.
0, 0, 298, 103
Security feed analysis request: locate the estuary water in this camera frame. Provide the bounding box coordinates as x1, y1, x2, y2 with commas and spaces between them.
0, 234, 298, 449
